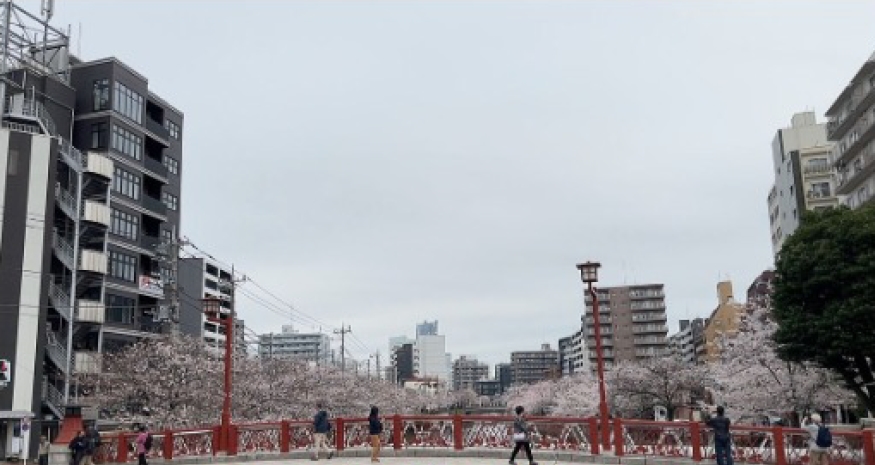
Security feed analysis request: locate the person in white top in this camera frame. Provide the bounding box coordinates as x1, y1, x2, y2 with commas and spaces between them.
802, 413, 829, 465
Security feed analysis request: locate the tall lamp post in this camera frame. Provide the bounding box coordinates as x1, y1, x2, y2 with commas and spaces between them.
204, 297, 233, 452
576, 261, 611, 451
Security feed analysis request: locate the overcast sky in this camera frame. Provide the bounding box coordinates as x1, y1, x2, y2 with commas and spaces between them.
31, 1, 875, 368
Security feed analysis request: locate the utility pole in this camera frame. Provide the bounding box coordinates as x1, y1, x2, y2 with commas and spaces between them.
367, 358, 371, 379
333, 324, 351, 377
155, 230, 185, 334
375, 351, 381, 381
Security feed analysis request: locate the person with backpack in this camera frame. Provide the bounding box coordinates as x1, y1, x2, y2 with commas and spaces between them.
135, 426, 152, 465
311, 403, 334, 461
803, 413, 831, 465
704, 406, 733, 465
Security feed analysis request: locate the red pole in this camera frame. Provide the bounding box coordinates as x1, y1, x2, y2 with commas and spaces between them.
222, 316, 233, 455
590, 285, 611, 451
612, 417, 624, 456
588, 417, 600, 455
773, 426, 787, 465
335, 418, 345, 451
690, 422, 702, 462
163, 431, 174, 460
393, 415, 402, 450
453, 414, 464, 450
115, 434, 127, 463
862, 430, 875, 465
280, 421, 290, 453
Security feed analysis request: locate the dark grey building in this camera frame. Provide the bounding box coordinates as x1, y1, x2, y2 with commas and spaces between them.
495, 363, 512, 394
510, 344, 560, 386
178, 257, 236, 347
0, 2, 184, 458
392, 343, 415, 385
473, 380, 501, 397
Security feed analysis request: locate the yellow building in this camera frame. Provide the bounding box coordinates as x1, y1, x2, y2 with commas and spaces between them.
702, 281, 746, 362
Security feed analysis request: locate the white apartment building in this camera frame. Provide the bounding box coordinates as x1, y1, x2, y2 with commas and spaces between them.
767, 112, 837, 257
827, 50, 875, 208
668, 318, 704, 365
558, 326, 589, 376
414, 334, 449, 382
257, 325, 332, 365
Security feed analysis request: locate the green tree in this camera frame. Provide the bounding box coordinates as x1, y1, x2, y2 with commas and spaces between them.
772, 204, 875, 412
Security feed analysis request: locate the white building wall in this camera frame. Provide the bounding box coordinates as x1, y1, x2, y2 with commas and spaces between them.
414, 334, 448, 381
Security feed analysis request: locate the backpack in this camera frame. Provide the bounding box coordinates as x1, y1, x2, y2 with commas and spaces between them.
815, 425, 832, 448
144, 434, 153, 451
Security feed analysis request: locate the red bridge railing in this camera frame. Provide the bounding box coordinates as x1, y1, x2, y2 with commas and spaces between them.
93, 415, 875, 465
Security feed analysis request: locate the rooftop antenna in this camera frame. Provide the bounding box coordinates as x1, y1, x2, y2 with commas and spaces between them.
41, 0, 54, 20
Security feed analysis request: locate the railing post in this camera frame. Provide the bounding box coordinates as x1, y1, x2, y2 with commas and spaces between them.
228, 425, 238, 456
588, 417, 600, 455
772, 426, 786, 465
335, 418, 345, 451
280, 421, 290, 453
453, 414, 464, 450
393, 415, 402, 450
163, 431, 173, 460
690, 421, 702, 462
612, 418, 624, 456
213, 425, 222, 453
115, 434, 127, 463
862, 430, 875, 465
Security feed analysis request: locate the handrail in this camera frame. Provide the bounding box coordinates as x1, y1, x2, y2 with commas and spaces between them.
3, 95, 58, 136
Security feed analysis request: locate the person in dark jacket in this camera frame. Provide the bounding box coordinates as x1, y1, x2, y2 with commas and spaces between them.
312, 403, 334, 460
80, 426, 101, 465
705, 406, 733, 465
368, 406, 383, 463
68, 430, 86, 465
509, 406, 538, 465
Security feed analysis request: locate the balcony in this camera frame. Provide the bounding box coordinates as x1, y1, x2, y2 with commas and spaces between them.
833, 109, 875, 165
79, 250, 108, 274
143, 155, 169, 180
803, 164, 833, 176
76, 300, 105, 324
45, 330, 69, 372
633, 325, 668, 334
140, 233, 161, 251
82, 200, 110, 226
837, 141, 875, 195
144, 117, 170, 143
74, 351, 100, 374
142, 195, 167, 217
84, 152, 113, 179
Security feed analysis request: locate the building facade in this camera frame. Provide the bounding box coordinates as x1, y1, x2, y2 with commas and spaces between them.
451, 356, 489, 391
391, 342, 415, 385
746, 270, 775, 309
257, 325, 331, 365
414, 334, 449, 382
495, 363, 512, 394
767, 112, 836, 257
584, 284, 669, 368
510, 344, 559, 385
178, 257, 248, 352
702, 281, 745, 363
669, 318, 705, 365
416, 320, 438, 336
558, 325, 588, 376
0, 3, 184, 458
827, 50, 875, 208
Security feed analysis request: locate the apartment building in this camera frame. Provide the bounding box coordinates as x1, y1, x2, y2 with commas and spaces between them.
746, 270, 775, 308
827, 50, 875, 208
702, 281, 745, 362
767, 112, 836, 257
558, 324, 588, 375
669, 318, 705, 365
451, 355, 489, 391
391, 342, 415, 385
510, 344, 559, 385
0, 3, 184, 456
257, 325, 331, 365
178, 257, 248, 351
583, 284, 669, 368
495, 363, 512, 394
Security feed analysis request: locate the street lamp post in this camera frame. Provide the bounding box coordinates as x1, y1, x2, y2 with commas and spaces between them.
204, 298, 233, 453
577, 261, 611, 452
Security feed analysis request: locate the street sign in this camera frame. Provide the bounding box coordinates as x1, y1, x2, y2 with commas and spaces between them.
0, 359, 11, 387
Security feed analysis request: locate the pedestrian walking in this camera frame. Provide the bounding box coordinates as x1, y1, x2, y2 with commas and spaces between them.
80, 426, 101, 465
135, 426, 151, 465
39, 435, 50, 465
368, 406, 383, 463
312, 403, 334, 460
704, 406, 733, 465
803, 413, 831, 465
508, 406, 538, 465
68, 430, 86, 465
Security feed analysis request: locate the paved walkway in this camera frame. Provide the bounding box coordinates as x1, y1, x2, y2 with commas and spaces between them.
253, 458, 570, 464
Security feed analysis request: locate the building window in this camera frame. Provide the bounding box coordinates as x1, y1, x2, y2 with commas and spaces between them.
93, 79, 110, 111
106, 294, 135, 324
113, 167, 141, 200
110, 208, 139, 240
810, 182, 831, 198
161, 229, 174, 243
165, 119, 181, 140
111, 125, 142, 160
91, 123, 108, 149
109, 251, 137, 282
113, 81, 143, 123
162, 192, 178, 211
163, 156, 179, 175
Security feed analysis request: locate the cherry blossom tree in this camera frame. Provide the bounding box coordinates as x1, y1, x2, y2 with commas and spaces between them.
505, 373, 599, 416
608, 355, 708, 420
709, 306, 854, 425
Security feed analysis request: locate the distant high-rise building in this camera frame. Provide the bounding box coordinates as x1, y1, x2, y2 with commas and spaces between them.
703, 281, 745, 363
388, 335, 414, 356
392, 342, 415, 385
416, 320, 438, 336
510, 344, 559, 385
767, 112, 837, 257
558, 324, 588, 376
414, 333, 449, 381
669, 318, 705, 365
257, 325, 331, 365
826, 49, 875, 208
452, 355, 489, 391
495, 363, 512, 394
178, 257, 248, 351
584, 284, 669, 368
